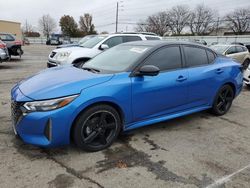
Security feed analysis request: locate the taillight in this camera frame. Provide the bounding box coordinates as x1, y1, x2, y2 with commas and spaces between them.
0, 43, 6, 48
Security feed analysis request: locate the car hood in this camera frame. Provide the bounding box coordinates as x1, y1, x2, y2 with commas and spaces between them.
18, 66, 114, 100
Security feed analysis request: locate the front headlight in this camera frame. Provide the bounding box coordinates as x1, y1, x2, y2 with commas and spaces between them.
54, 51, 71, 61
23, 95, 78, 112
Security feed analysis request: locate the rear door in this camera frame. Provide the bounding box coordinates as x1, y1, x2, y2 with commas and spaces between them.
235, 46, 249, 64
183, 45, 219, 107
131, 45, 189, 122
226, 46, 242, 63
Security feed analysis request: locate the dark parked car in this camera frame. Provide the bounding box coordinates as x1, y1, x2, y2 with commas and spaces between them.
0, 33, 23, 58
11, 41, 243, 151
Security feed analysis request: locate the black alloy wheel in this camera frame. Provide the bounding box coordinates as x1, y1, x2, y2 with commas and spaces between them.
73, 105, 121, 151
211, 85, 234, 116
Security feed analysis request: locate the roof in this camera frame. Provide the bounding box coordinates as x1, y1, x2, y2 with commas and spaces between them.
121, 40, 208, 48
211, 44, 246, 48
0, 20, 21, 24
105, 33, 161, 38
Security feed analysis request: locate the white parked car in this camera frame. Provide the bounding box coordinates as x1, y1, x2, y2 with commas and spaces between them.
210, 44, 250, 70
47, 33, 161, 67
243, 64, 250, 88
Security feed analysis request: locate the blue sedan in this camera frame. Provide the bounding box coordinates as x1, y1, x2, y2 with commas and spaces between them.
11, 41, 243, 151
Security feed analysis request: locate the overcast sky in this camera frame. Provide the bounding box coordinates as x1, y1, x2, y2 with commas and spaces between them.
1, 0, 250, 34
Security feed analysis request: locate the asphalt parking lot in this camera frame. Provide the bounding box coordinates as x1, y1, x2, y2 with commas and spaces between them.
0, 44, 250, 188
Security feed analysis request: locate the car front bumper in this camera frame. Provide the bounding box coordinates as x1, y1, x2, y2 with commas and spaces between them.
0, 48, 9, 61
11, 101, 76, 147
10, 87, 83, 148
243, 68, 250, 85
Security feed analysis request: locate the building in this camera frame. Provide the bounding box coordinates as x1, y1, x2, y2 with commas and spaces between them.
0, 20, 22, 39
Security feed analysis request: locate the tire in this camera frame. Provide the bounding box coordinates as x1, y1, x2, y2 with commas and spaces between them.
73, 104, 122, 152
242, 59, 250, 70
211, 85, 234, 116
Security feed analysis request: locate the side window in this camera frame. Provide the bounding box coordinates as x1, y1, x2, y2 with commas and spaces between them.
226, 47, 237, 55
184, 46, 208, 67
103, 36, 123, 48
0, 34, 7, 41
123, 36, 142, 42
145, 37, 160, 40
0, 34, 14, 41
206, 50, 216, 64
236, 46, 244, 53
144, 46, 182, 71
242, 47, 248, 52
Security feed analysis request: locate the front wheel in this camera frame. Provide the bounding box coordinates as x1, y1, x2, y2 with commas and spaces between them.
211, 85, 234, 116
73, 105, 122, 152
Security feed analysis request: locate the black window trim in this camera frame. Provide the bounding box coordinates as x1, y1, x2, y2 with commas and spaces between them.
131, 44, 184, 76
181, 44, 216, 69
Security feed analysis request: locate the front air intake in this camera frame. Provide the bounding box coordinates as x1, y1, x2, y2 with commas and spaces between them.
44, 118, 52, 141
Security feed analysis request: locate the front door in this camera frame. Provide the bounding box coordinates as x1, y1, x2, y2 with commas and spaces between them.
131, 45, 188, 122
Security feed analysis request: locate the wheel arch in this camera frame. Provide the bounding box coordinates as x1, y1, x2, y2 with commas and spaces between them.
223, 82, 236, 97
72, 57, 91, 65
70, 101, 125, 142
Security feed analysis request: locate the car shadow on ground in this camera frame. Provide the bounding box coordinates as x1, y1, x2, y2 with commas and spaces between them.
0, 59, 23, 69
11, 110, 208, 157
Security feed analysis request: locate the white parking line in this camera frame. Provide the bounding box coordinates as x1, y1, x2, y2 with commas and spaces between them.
206, 163, 250, 188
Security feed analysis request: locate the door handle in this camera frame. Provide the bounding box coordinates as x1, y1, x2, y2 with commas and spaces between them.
176, 75, 187, 82
216, 69, 224, 74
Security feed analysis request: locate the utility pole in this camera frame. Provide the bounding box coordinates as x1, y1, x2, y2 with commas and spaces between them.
115, 2, 119, 33
216, 17, 220, 36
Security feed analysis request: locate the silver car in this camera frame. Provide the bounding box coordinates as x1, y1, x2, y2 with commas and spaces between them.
0, 40, 9, 62
47, 33, 161, 68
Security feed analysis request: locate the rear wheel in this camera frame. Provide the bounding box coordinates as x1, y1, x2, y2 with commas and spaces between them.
73, 105, 121, 151
211, 85, 234, 116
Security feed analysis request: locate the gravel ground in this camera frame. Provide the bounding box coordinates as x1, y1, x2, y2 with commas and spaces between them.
0, 44, 250, 188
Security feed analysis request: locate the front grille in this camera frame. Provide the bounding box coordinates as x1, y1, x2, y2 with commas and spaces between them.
50, 52, 56, 58
11, 101, 23, 126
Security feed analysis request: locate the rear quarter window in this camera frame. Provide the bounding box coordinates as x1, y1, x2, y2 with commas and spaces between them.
184, 46, 208, 67
123, 36, 142, 42
206, 50, 216, 64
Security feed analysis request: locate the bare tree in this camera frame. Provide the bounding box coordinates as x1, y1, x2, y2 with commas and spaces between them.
135, 12, 169, 36
189, 4, 217, 35
79, 14, 96, 35
38, 14, 57, 39
225, 8, 250, 34
168, 5, 191, 35
22, 20, 34, 33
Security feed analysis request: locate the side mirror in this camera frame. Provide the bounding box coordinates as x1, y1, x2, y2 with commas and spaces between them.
137, 65, 160, 76
99, 44, 109, 50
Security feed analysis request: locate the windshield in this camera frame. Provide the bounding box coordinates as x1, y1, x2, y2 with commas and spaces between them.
79, 36, 107, 48
210, 45, 229, 54
82, 45, 151, 73
78, 36, 95, 45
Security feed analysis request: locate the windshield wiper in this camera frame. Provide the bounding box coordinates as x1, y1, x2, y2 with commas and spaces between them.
82, 67, 100, 73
